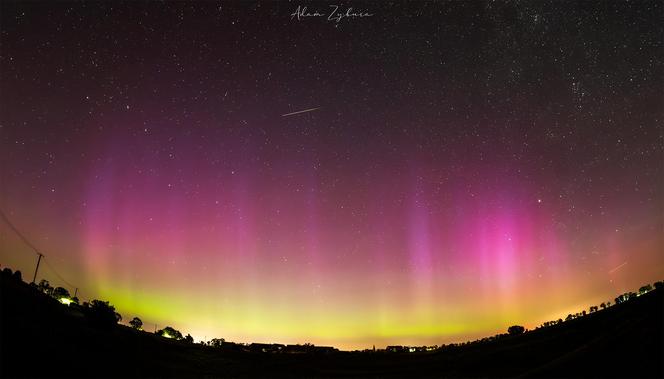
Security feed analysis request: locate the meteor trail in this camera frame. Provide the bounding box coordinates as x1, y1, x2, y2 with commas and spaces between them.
608, 261, 628, 274
281, 107, 320, 117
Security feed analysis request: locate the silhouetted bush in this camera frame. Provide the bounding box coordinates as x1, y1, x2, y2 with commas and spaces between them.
129, 317, 143, 330
38, 279, 53, 294
2, 267, 13, 277
0, 267, 21, 281
210, 338, 225, 347
52, 286, 70, 300
507, 325, 525, 335
156, 326, 183, 340
85, 300, 121, 328
184, 334, 194, 343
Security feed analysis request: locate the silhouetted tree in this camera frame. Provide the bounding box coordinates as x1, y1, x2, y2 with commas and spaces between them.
600, 302, 606, 309
129, 317, 143, 330
184, 334, 194, 343
639, 285, 652, 295
210, 338, 225, 347
654, 281, 664, 289
566, 314, 573, 321
1, 267, 12, 277
52, 286, 70, 300
38, 279, 53, 294
157, 326, 183, 340
507, 325, 525, 335
85, 300, 121, 328
12, 270, 22, 281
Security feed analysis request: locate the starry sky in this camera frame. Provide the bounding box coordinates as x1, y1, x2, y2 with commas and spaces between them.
0, 1, 662, 350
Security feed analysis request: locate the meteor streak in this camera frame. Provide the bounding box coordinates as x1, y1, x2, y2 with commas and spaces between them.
281, 107, 320, 117
608, 261, 628, 274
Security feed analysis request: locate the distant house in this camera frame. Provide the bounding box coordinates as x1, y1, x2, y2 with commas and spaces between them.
217, 341, 248, 352
386, 346, 406, 353
248, 343, 285, 353
283, 344, 338, 354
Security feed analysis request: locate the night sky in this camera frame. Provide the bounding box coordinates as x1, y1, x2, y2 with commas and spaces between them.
1, 1, 662, 350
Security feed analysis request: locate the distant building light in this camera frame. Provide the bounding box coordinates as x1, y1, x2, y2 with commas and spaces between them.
59, 298, 72, 305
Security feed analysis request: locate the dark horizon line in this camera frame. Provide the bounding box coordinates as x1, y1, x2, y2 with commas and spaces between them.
2, 262, 661, 352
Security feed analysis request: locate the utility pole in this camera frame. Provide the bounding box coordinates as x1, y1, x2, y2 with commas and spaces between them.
32, 253, 43, 284
74, 288, 78, 298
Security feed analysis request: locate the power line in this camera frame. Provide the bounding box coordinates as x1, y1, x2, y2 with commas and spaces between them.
0, 206, 79, 293
43, 258, 77, 290
0, 207, 43, 255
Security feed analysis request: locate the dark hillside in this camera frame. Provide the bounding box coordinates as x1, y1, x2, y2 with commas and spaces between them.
1, 272, 662, 378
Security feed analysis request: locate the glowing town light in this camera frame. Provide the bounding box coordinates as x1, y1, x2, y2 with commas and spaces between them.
163, 332, 173, 339
59, 298, 72, 305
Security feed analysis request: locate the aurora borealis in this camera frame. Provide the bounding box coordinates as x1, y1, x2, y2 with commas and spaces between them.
0, 2, 662, 350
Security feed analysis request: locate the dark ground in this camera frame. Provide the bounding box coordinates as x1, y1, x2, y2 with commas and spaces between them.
1, 273, 662, 378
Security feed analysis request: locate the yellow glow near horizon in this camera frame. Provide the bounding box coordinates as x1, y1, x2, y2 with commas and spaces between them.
59, 298, 73, 305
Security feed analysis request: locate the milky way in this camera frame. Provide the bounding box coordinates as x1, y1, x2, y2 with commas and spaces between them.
1, 2, 662, 349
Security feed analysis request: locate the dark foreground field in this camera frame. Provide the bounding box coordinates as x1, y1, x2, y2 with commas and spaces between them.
1, 274, 662, 378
